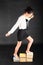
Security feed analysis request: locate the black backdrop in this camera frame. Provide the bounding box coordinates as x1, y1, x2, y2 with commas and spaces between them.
0, 0, 42, 44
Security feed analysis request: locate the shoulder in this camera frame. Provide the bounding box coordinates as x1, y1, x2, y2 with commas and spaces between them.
18, 15, 25, 20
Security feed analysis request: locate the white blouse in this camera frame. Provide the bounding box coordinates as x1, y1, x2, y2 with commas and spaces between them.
8, 15, 31, 34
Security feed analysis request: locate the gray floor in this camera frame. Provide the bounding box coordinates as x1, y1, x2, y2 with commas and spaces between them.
0, 44, 43, 65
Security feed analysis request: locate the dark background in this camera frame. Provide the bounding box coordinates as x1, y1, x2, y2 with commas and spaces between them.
0, 0, 43, 65
0, 0, 43, 44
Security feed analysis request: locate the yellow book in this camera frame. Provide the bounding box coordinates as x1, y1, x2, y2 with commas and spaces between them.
19, 53, 26, 58
20, 57, 26, 62
27, 58, 33, 62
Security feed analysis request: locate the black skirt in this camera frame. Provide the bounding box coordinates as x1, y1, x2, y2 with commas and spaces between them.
17, 29, 29, 41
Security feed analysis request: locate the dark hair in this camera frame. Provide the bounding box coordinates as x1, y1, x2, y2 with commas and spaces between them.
24, 6, 34, 14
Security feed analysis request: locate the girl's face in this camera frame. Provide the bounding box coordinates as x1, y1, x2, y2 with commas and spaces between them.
26, 12, 34, 19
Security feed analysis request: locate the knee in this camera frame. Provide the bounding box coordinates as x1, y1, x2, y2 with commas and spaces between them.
27, 36, 34, 43
31, 38, 34, 43
18, 41, 22, 46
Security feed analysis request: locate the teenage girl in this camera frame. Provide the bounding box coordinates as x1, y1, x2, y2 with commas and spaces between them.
5, 6, 34, 61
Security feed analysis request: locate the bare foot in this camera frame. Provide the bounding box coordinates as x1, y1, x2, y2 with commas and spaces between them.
26, 50, 32, 53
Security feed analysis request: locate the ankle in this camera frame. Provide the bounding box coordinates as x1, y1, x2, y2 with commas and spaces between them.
13, 53, 17, 56
13, 53, 19, 58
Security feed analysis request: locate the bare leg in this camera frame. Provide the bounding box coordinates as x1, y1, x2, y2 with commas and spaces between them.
13, 41, 22, 58
26, 36, 34, 53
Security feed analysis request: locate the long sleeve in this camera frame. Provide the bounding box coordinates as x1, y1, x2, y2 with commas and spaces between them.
8, 15, 31, 35
8, 18, 21, 35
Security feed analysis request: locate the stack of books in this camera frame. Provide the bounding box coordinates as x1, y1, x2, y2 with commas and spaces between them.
19, 52, 33, 62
